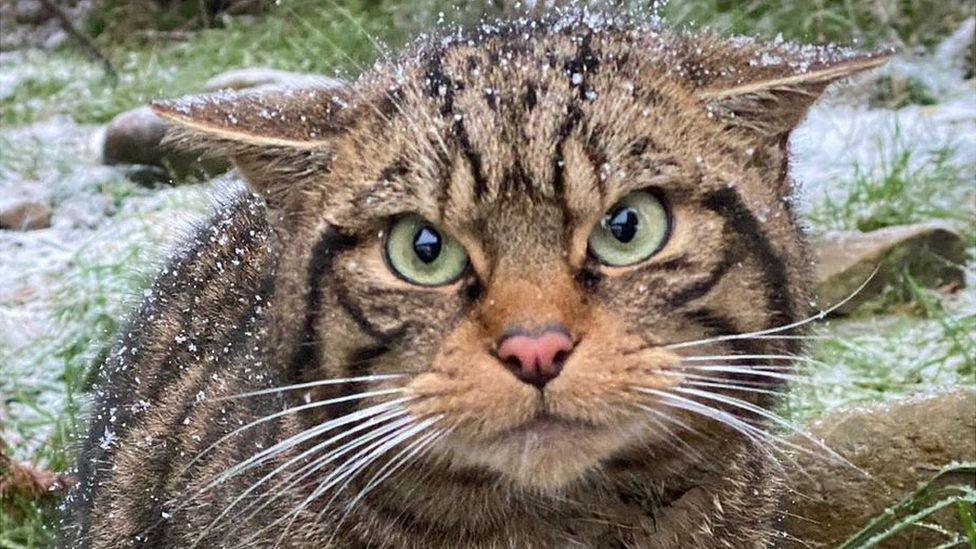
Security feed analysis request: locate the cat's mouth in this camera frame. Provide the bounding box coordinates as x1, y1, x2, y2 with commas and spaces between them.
495, 412, 596, 442
443, 410, 645, 491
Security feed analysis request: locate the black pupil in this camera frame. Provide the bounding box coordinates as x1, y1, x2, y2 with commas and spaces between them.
608, 207, 640, 243
413, 226, 442, 263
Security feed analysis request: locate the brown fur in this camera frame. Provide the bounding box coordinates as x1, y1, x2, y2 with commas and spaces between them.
62, 12, 885, 548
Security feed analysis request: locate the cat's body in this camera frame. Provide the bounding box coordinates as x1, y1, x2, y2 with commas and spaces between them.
63, 12, 884, 548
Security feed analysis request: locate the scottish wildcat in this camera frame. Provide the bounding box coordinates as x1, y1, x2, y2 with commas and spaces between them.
63, 11, 885, 548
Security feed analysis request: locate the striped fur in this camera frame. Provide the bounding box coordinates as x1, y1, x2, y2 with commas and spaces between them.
63, 12, 884, 548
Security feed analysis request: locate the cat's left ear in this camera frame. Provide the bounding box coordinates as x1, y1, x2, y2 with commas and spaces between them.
151, 84, 351, 209
695, 47, 889, 141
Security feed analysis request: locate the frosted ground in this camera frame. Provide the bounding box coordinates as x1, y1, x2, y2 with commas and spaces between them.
1, 11, 974, 545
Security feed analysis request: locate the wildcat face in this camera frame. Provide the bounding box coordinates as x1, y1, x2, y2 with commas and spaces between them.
155, 18, 884, 493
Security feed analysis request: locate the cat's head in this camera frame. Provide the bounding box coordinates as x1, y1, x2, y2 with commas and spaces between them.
155, 16, 885, 491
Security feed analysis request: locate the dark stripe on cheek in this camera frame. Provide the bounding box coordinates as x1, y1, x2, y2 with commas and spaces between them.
288, 228, 357, 381
701, 188, 795, 327
665, 246, 735, 309
333, 282, 409, 343
682, 308, 758, 357
323, 343, 393, 421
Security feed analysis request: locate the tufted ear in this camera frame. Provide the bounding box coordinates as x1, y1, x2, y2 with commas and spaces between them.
151, 83, 351, 209
693, 44, 889, 142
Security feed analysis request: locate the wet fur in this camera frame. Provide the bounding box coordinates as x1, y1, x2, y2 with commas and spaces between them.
62, 12, 884, 548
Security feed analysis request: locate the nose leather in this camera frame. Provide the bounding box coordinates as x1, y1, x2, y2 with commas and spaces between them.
496, 328, 574, 389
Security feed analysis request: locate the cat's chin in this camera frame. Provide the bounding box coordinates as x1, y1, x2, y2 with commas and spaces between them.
443, 415, 646, 492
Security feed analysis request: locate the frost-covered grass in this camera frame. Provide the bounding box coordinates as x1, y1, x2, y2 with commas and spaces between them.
785, 281, 976, 422
807, 142, 974, 235
1, 119, 213, 547
1, 2, 974, 547
661, 0, 975, 47
0, 0, 402, 126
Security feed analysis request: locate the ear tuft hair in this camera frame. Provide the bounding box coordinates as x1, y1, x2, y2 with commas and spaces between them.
689, 38, 891, 140
151, 84, 351, 208
151, 85, 350, 150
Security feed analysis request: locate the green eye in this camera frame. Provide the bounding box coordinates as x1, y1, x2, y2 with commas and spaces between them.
588, 191, 669, 266
386, 215, 469, 286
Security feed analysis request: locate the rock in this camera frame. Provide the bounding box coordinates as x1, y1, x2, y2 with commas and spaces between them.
782, 390, 976, 547
811, 222, 967, 314
101, 106, 230, 182
13, 0, 51, 25
203, 68, 344, 92
115, 164, 172, 187
0, 199, 52, 230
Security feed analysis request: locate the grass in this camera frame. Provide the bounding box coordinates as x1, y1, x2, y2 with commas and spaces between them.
1, 0, 974, 547
0, 0, 403, 126
1, 226, 161, 548
785, 280, 976, 422
1, 116, 212, 546
0, 189, 212, 547
660, 0, 975, 48
838, 462, 976, 548
3, 0, 974, 126
806, 136, 975, 237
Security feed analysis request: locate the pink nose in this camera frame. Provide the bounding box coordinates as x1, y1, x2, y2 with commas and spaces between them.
496, 327, 574, 389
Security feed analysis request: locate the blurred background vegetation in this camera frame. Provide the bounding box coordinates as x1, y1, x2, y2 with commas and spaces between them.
2, 0, 974, 126
1, 0, 974, 547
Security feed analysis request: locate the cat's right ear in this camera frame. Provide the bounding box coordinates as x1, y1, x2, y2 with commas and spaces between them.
151, 84, 350, 209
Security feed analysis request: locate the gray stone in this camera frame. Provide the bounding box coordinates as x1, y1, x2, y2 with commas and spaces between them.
203, 68, 344, 92
811, 222, 967, 315
13, 0, 51, 25
782, 390, 976, 547
101, 106, 230, 182
0, 199, 52, 230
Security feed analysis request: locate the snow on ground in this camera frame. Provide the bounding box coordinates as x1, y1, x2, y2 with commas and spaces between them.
792, 21, 976, 223
0, 116, 218, 459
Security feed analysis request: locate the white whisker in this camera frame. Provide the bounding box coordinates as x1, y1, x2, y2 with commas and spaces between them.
236, 412, 418, 522
736, 334, 832, 341
671, 387, 857, 469
237, 417, 420, 549
680, 354, 829, 368
323, 418, 443, 524
684, 365, 879, 386
661, 370, 792, 386
636, 388, 771, 448
666, 268, 878, 351
236, 411, 417, 522
315, 418, 439, 516
688, 365, 801, 376
202, 397, 412, 494
195, 408, 408, 545
635, 404, 705, 460
186, 388, 407, 472
329, 424, 449, 542
214, 374, 407, 401
273, 418, 433, 546
635, 387, 850, 468
683, 380, 784, 396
